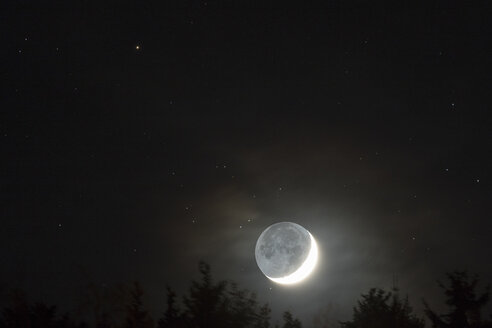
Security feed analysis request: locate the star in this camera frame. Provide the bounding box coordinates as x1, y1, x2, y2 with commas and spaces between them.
135, 45, 140, 50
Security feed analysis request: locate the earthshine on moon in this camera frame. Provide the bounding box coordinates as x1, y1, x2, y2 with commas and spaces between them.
255, 222, 318, 285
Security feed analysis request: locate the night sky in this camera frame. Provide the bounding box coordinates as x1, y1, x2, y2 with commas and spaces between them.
2, 0, 492, 324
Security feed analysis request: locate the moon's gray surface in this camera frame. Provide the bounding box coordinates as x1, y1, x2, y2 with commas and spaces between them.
255, 222, 312, 278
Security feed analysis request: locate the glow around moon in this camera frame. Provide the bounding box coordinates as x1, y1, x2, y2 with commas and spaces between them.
267, 232, 318, 284
255, 222, 319, 285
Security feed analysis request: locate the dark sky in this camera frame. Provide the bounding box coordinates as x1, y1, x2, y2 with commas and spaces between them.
2, 0, 491, 324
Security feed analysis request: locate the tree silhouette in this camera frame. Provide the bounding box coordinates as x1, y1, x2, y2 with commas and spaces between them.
57, 313, 88, 328
255, 304, 272, 328
0, 290, 85, 328
30, 302, 57, 328
341, 288, 424, 328
158, 287, 182, 328
182, 262, 229, 328
159, 262, 279, 328
79, 282, 128, 328
1, 262, 305, 328
1, 289, 30, 328
281, 311, 302, 328
424, 271, 491, 328
226, 282, 260, 328
125, 282, 153, 328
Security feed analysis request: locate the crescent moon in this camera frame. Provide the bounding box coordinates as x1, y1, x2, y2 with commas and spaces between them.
266, 232, 319, 285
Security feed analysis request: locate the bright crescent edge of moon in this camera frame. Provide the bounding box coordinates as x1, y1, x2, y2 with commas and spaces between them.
266, 232, 319, 285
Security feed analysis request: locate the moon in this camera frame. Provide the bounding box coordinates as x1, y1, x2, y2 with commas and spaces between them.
255, 222, 318, 285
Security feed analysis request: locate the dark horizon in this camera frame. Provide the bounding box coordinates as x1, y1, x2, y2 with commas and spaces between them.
1, 261, 491, 327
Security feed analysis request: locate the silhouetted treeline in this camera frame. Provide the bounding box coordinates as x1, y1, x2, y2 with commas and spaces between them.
0, 262, 301, 328
340, 288, 424, 328
339, 270, 491, 328
157, 262, 296, 328
0, 289, 86, 328
1, 265, 491, 328
423, 271, 492, 328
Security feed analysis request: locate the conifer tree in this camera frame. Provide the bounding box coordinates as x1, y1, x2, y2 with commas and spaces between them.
255, 304, 272, 328
341, 288, 424, 328
282, 311, 302, 328
158, 287, 182, 328
424, 271, 491, 328
125, 282, 153, 328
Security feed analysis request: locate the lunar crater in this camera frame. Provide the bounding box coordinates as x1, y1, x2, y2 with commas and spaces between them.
255, 222, 312, 279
